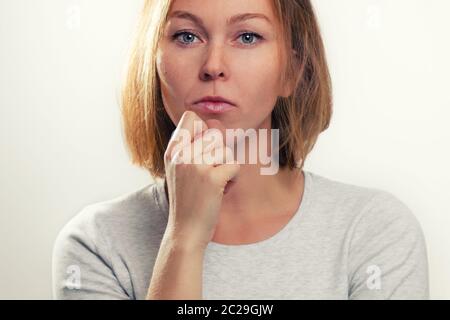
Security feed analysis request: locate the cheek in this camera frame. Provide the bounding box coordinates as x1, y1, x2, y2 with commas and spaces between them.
157, 42, 198, 87
156, 48, 192, 120
156, 50, 180, 93
237, 53, 282, 118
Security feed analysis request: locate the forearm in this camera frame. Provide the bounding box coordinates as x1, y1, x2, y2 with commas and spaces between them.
146, 232, 205, 300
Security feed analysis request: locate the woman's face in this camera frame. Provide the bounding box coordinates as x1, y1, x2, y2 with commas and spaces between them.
156, 0, 292, 131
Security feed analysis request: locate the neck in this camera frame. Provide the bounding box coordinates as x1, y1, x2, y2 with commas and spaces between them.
220, 115, 304, 221
221, 163, 304, 222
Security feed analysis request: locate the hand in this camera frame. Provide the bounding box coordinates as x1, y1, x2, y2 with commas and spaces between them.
163, 111, 240, 250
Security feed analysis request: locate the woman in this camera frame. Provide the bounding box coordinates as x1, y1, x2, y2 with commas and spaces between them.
52, 0, 429, 299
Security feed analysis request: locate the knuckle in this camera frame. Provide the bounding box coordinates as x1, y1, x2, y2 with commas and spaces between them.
184, 110, 200, 124
184, 110, 196, 118
184, 110, 195, 122
164, 149, 172, 162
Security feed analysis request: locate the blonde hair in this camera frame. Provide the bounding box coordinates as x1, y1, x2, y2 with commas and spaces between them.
121, 0, 333, 178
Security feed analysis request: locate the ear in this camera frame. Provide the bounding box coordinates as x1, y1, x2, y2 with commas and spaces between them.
280, 49, 301, 98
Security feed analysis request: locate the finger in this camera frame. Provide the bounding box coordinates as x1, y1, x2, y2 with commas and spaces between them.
175, 128, 223, 165
197, 145, 234, 166
195, 128, 224, 160
210, 160, 241, 188
204, 119, 230, 147
165, 111, 208, 162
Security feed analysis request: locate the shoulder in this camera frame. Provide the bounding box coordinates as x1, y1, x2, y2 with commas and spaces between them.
307, 171, 387, 209
53, 179, 168, 257
348, 188, 426, 253
305, 172, 428, 299
308, 173, 431, 299
305, 171, 425, 236
307, 171, 426, 256
52, 180, 168, 299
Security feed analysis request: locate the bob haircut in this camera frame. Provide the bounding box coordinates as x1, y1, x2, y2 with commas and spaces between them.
121, 0, 333, 179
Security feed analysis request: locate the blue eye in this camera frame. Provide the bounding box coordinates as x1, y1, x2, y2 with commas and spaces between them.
238, 32, 263, 45
172, 31, 199, 45
172, 31, 263, 47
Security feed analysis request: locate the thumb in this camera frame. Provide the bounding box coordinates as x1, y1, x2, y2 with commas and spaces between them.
205, 119, 240, 186
211, 160, 240, 189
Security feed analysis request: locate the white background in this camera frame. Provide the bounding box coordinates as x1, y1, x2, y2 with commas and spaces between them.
0, 0, 449, 299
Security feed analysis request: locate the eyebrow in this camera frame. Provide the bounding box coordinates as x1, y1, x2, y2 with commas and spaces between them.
168, 10, 272, 28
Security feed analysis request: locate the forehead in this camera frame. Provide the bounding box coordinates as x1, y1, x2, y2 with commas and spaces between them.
168, 0, 278, 24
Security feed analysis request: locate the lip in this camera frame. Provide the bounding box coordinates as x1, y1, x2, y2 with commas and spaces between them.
194, 96, 235, 105
192, 101, 236, 114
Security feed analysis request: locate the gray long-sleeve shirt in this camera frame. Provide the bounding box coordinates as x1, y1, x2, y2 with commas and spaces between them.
52, 170, 429, 299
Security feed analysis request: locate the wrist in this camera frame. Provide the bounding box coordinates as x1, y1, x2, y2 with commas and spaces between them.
162, 227, 208, 254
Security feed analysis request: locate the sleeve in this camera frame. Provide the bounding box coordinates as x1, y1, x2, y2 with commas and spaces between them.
347, 191, 429, 300
52, 206, 131, 300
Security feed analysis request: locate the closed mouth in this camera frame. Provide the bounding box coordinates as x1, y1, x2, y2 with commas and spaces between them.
192, 101, 236, 114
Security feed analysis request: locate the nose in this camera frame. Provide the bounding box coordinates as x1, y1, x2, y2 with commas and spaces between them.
199, 44, 228, 81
